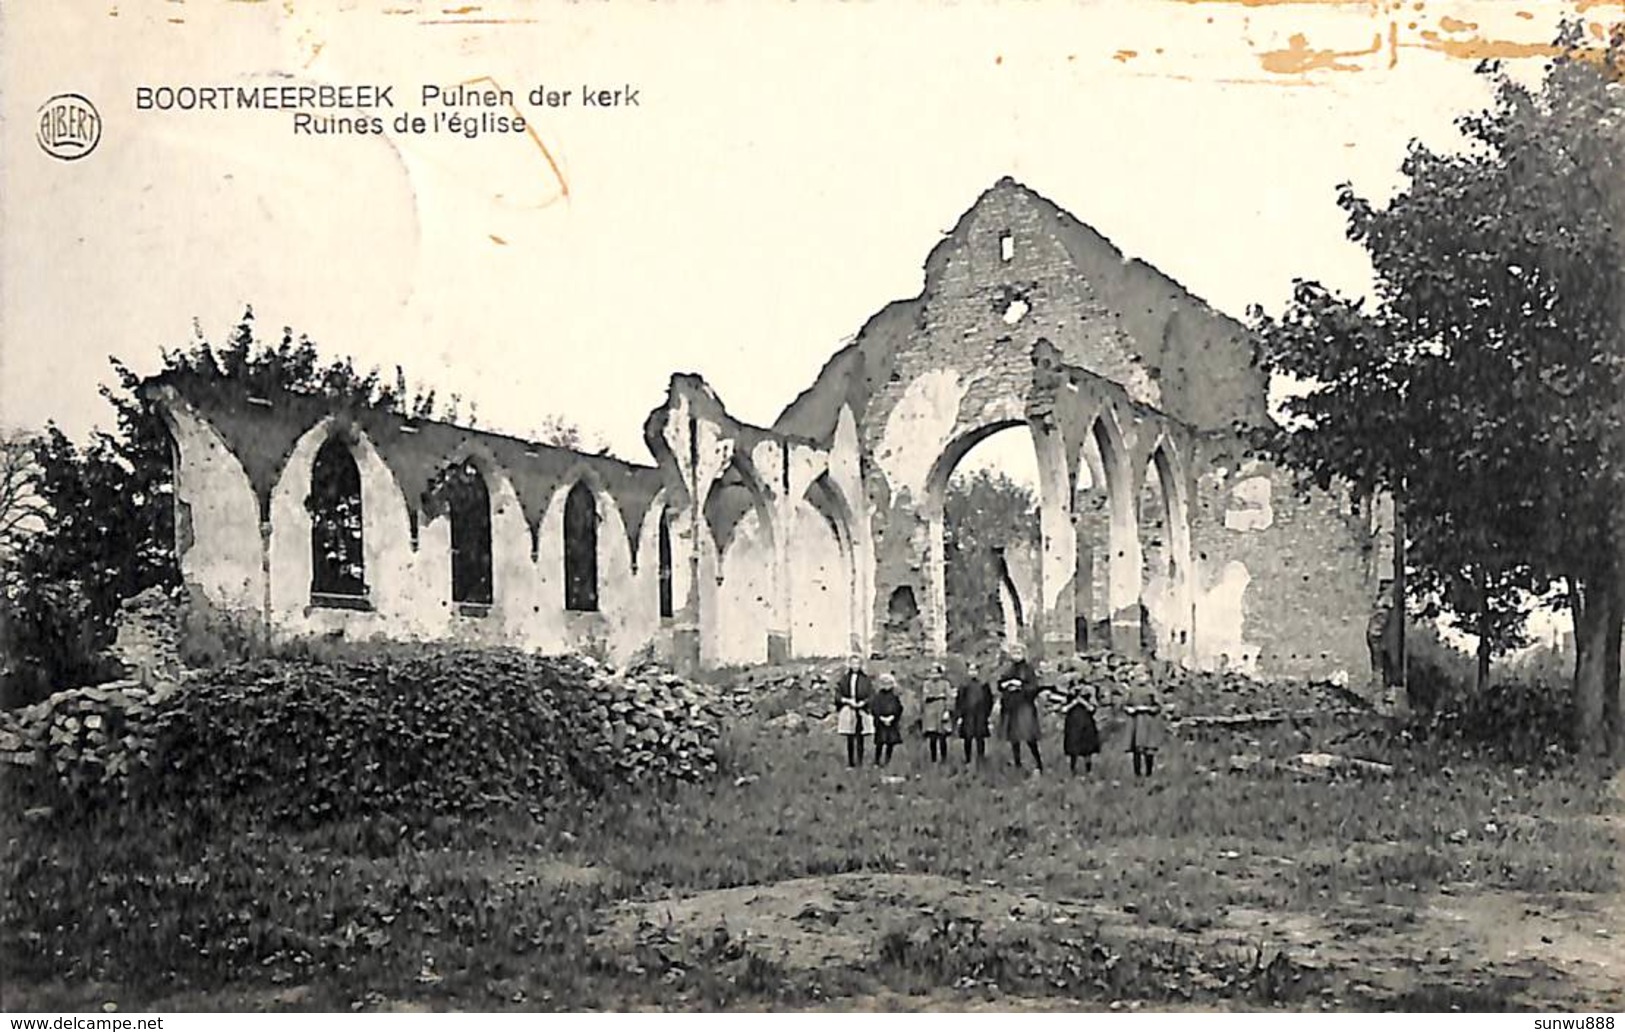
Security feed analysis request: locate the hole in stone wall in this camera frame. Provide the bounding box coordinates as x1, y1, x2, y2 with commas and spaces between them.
1001, 298, 1030, 325
888, 586, 919, 624
999, 232, 1014, 262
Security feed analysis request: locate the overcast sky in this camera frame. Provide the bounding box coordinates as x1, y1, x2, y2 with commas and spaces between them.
1, 0, 1591, 475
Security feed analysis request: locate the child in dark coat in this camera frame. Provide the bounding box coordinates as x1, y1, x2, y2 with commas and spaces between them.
997, 643, 1043, 773
1062, 677, 1102, 775
871, 673, 904, 767
954, 661, 993, 765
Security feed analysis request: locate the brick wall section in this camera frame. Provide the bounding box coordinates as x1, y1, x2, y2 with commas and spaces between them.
110, 586, 183, 686
1189, 437, 1381, 683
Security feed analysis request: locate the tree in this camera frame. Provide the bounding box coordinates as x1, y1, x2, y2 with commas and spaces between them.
534, 413, 616, 458
0, 432, 47, 562
1250, 24, 1625, 755
943, 469, 1039, 658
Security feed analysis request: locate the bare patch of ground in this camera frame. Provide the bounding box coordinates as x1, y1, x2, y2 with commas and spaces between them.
597, 861, 1623, 1010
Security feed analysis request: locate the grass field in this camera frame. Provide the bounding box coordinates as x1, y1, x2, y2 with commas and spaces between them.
4, 716, 1621, 1012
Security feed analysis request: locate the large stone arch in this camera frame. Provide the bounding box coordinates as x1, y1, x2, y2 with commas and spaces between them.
919, 415, 1069, 657
267, 416, 416, 637
922, 418, 1026, 655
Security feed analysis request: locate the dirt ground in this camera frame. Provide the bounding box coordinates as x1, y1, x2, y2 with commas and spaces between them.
588, 773, 1625, 1011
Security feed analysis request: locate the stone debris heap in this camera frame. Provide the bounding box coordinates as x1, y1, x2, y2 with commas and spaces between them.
592, 659, 728, 783
709, 650, 1365, 736
110, 585, 184, 687
0, 679, 178, 796
1040, 652, 1369, 727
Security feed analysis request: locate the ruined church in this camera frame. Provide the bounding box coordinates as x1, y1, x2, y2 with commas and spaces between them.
145, 178, 1392, 686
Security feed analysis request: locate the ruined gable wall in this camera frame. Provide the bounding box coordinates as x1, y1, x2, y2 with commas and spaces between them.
856, 183, 1163, 652
1041, 206, 1270, 432
777, 179, 1384, 678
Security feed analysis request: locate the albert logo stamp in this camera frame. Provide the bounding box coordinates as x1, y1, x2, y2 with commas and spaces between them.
37, 93, 102, 161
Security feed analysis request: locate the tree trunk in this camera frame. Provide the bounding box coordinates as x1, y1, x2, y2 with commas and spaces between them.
1393, 492, 1408, 704
1572, 575, 1616, 758
1475, 566, 1491, 694
1607, 603, 1623, 762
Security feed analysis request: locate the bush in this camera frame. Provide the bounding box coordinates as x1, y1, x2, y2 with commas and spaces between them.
1395, 623, 1576, 763
1423, 675, 1576, 764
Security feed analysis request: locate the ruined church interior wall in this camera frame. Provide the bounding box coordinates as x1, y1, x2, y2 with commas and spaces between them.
161, 394, 675, 665
150, 177, 1388, 684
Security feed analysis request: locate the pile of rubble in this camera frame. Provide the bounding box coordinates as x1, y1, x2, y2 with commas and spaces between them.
709, 661, 846, 721
595, 660, 728, 782
0, 678, 180, 800
4, 651, 731, 815
1040, 652, 1367, 728
706, 651, 1365, 738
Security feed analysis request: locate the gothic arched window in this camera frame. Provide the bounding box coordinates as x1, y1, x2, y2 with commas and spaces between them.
563, 481, 599, 612
309, 436, 367, 603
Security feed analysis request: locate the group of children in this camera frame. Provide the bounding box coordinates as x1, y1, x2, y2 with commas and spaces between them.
830, 645, 1167, 777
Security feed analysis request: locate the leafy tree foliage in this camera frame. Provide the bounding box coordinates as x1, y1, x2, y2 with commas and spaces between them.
1250, 25, 1625, 754
534, 412, 615, 457
943, 469, 1039, 658
0, 433, 47, 561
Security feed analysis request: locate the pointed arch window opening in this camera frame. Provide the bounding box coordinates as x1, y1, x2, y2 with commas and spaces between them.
564, 480, 600, 613
657, 506, 675, 619
308, 435, 371, 609
441, 459, 495, 613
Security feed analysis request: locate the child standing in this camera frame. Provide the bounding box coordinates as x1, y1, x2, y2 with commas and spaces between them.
1123, 678, 1166, 777
919, 662, 954, 763
832, 653, 874, 769
997, 643, 1043, 773
1062, 677, 1102, 775
871, 673, 904, 767
955, 661, 993, 765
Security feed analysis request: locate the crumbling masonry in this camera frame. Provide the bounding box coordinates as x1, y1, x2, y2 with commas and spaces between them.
146, 179, 1393, 689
